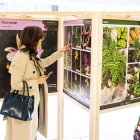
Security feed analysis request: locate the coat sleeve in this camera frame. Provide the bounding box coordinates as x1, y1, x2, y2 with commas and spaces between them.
38, 50, 63, 68
9, 51, 38, 91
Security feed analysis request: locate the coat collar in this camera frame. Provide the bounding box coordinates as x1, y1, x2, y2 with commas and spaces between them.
19, 45, 26, 50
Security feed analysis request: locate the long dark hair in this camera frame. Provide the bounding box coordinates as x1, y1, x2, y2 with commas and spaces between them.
20, 26, 43, 58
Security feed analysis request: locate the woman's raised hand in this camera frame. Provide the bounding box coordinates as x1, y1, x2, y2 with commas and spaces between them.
60, 44, 71, 53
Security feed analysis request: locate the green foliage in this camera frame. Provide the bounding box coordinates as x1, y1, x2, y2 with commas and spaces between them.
103, 27, 112, 46
134, 48, 140, 61
116, 27, 127, 48
102, 28, 126, 87
117, 39, 127, 48
103, 27, 128, 49
128, 65, 140, 96
129, 75, 140, 96
133, 82, 140, 95
72, 27, 81, 46
134, 39, 140, 48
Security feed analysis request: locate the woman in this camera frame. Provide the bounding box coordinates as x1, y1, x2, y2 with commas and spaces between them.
5, 26, 70, 140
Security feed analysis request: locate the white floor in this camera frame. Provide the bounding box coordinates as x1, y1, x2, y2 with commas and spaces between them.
0, 95, 140, 140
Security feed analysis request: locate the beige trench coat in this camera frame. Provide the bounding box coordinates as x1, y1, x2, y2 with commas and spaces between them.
5, 47, 62, 140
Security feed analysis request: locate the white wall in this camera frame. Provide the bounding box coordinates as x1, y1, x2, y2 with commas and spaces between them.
0, 0, 140, 12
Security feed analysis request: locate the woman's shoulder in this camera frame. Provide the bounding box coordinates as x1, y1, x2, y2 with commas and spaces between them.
12, 50, 29, 62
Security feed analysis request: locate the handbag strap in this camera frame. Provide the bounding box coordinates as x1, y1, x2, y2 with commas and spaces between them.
23, 81, 29, 96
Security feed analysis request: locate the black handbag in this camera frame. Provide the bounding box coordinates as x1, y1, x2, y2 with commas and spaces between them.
0, 81, 34, 121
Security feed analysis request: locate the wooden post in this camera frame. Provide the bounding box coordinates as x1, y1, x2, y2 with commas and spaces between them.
89, 13, 103, 140
57, 17, 64, 140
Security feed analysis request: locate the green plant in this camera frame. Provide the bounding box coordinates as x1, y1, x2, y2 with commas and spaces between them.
103, 27, 128, 49
102, 30, 126, 88
116, 27, 127, 48
134, 48, 140, 61
132, 37, 140, 61
129, 75, 140, 96
72, 27, 82, 46
128, 66, 140, 96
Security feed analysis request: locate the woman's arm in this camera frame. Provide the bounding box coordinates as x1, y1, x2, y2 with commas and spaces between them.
38, 44, 71, 68
38, 50, 63, 68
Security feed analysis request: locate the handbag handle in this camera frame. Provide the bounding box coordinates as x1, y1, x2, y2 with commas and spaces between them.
23, 81, 30, 96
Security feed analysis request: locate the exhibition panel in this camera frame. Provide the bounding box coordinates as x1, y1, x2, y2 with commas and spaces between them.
62, 15, 140, 111
63, 19, 91, 107
101, 19, 140, 109
0, 18, 58, 98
